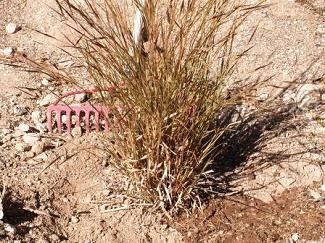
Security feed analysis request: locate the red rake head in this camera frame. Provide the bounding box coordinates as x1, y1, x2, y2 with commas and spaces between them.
47, 89, 111, 134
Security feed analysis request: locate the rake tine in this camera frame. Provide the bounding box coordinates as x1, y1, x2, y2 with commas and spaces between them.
95, 110, 100, 132
66, 110, 72, 134
56, 110, 62, 134
47, 109, 53, 133
75, 109, 81, 128
85, 110, 90, 133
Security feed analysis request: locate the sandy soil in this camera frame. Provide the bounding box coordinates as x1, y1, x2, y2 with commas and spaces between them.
0, 0, 324, 242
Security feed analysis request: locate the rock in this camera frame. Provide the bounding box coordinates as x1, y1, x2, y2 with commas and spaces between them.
70, 216, 79, 223
291, 233, 299, 242
309, 189, 322, 202
71, 127, 82, 138
40, 78, 50, 86
32, 110, 46, 124
24, 151, 35, 159
13, 106, 28, 116
23, 133, 40, 145
27, 152, 47, 165
5, 23, 19, 34
31, 141, 45, 155
12, 130, 24, 138
15, 143, 31, 152
50, 234, 60, 242
18, 123, 30, 132
4, 223, 16, 234
1, 129, 11, 135
2, 47, 14, 57
39, 94, 57, 107
321, 184, 325, 192
75, 93, 88, 103
35, 123, 47, 133
61, 114, 67, 123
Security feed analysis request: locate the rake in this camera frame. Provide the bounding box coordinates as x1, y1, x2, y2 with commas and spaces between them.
47, 89, 112, 134
47, 0, 147, 134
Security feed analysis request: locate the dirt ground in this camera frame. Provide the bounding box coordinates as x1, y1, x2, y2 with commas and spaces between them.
0, 0, 324, 242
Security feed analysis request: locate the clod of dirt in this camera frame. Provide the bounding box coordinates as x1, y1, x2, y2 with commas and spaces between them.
5, 23, 20, 34
31, 141, 45, 155
2, 47, 14, 57
23, 133, 40, 145
13, 106, 28, 116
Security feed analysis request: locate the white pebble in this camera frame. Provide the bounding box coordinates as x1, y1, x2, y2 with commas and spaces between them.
23, 133, 41, 145
2, 47, 14, 56
5, 23, 19, 34
75, 93, 87, 103
39, 94, 57, 107
291, 233, 299, 242
70, 216, 79, 223
18, 123, 30, 132
41, 78, 50, 86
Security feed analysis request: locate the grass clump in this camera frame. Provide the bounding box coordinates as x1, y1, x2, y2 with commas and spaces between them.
54, 0, 260, 214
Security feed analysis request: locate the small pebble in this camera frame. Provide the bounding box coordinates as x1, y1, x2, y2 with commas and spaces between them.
31, 141, 45, 155
41, 78, 50, 86
70, 216, 79, 223
5, 23, 19, 34
35, 123, 47, 133
72, 127, 82, 138
18, 123, 30, 132
2, 47, 14, 57
50, 234, 60, 242
32, 110, 46, 124
39, 94, 57, 106
321, 184, 325, 192
13, 106, 28, 116
75, 93, 88, 103
291, 233, 299, 242
15, 143, 31, 152
4, 223, 16, 234
23, 133, 41, 145
24, 151, 35, 159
